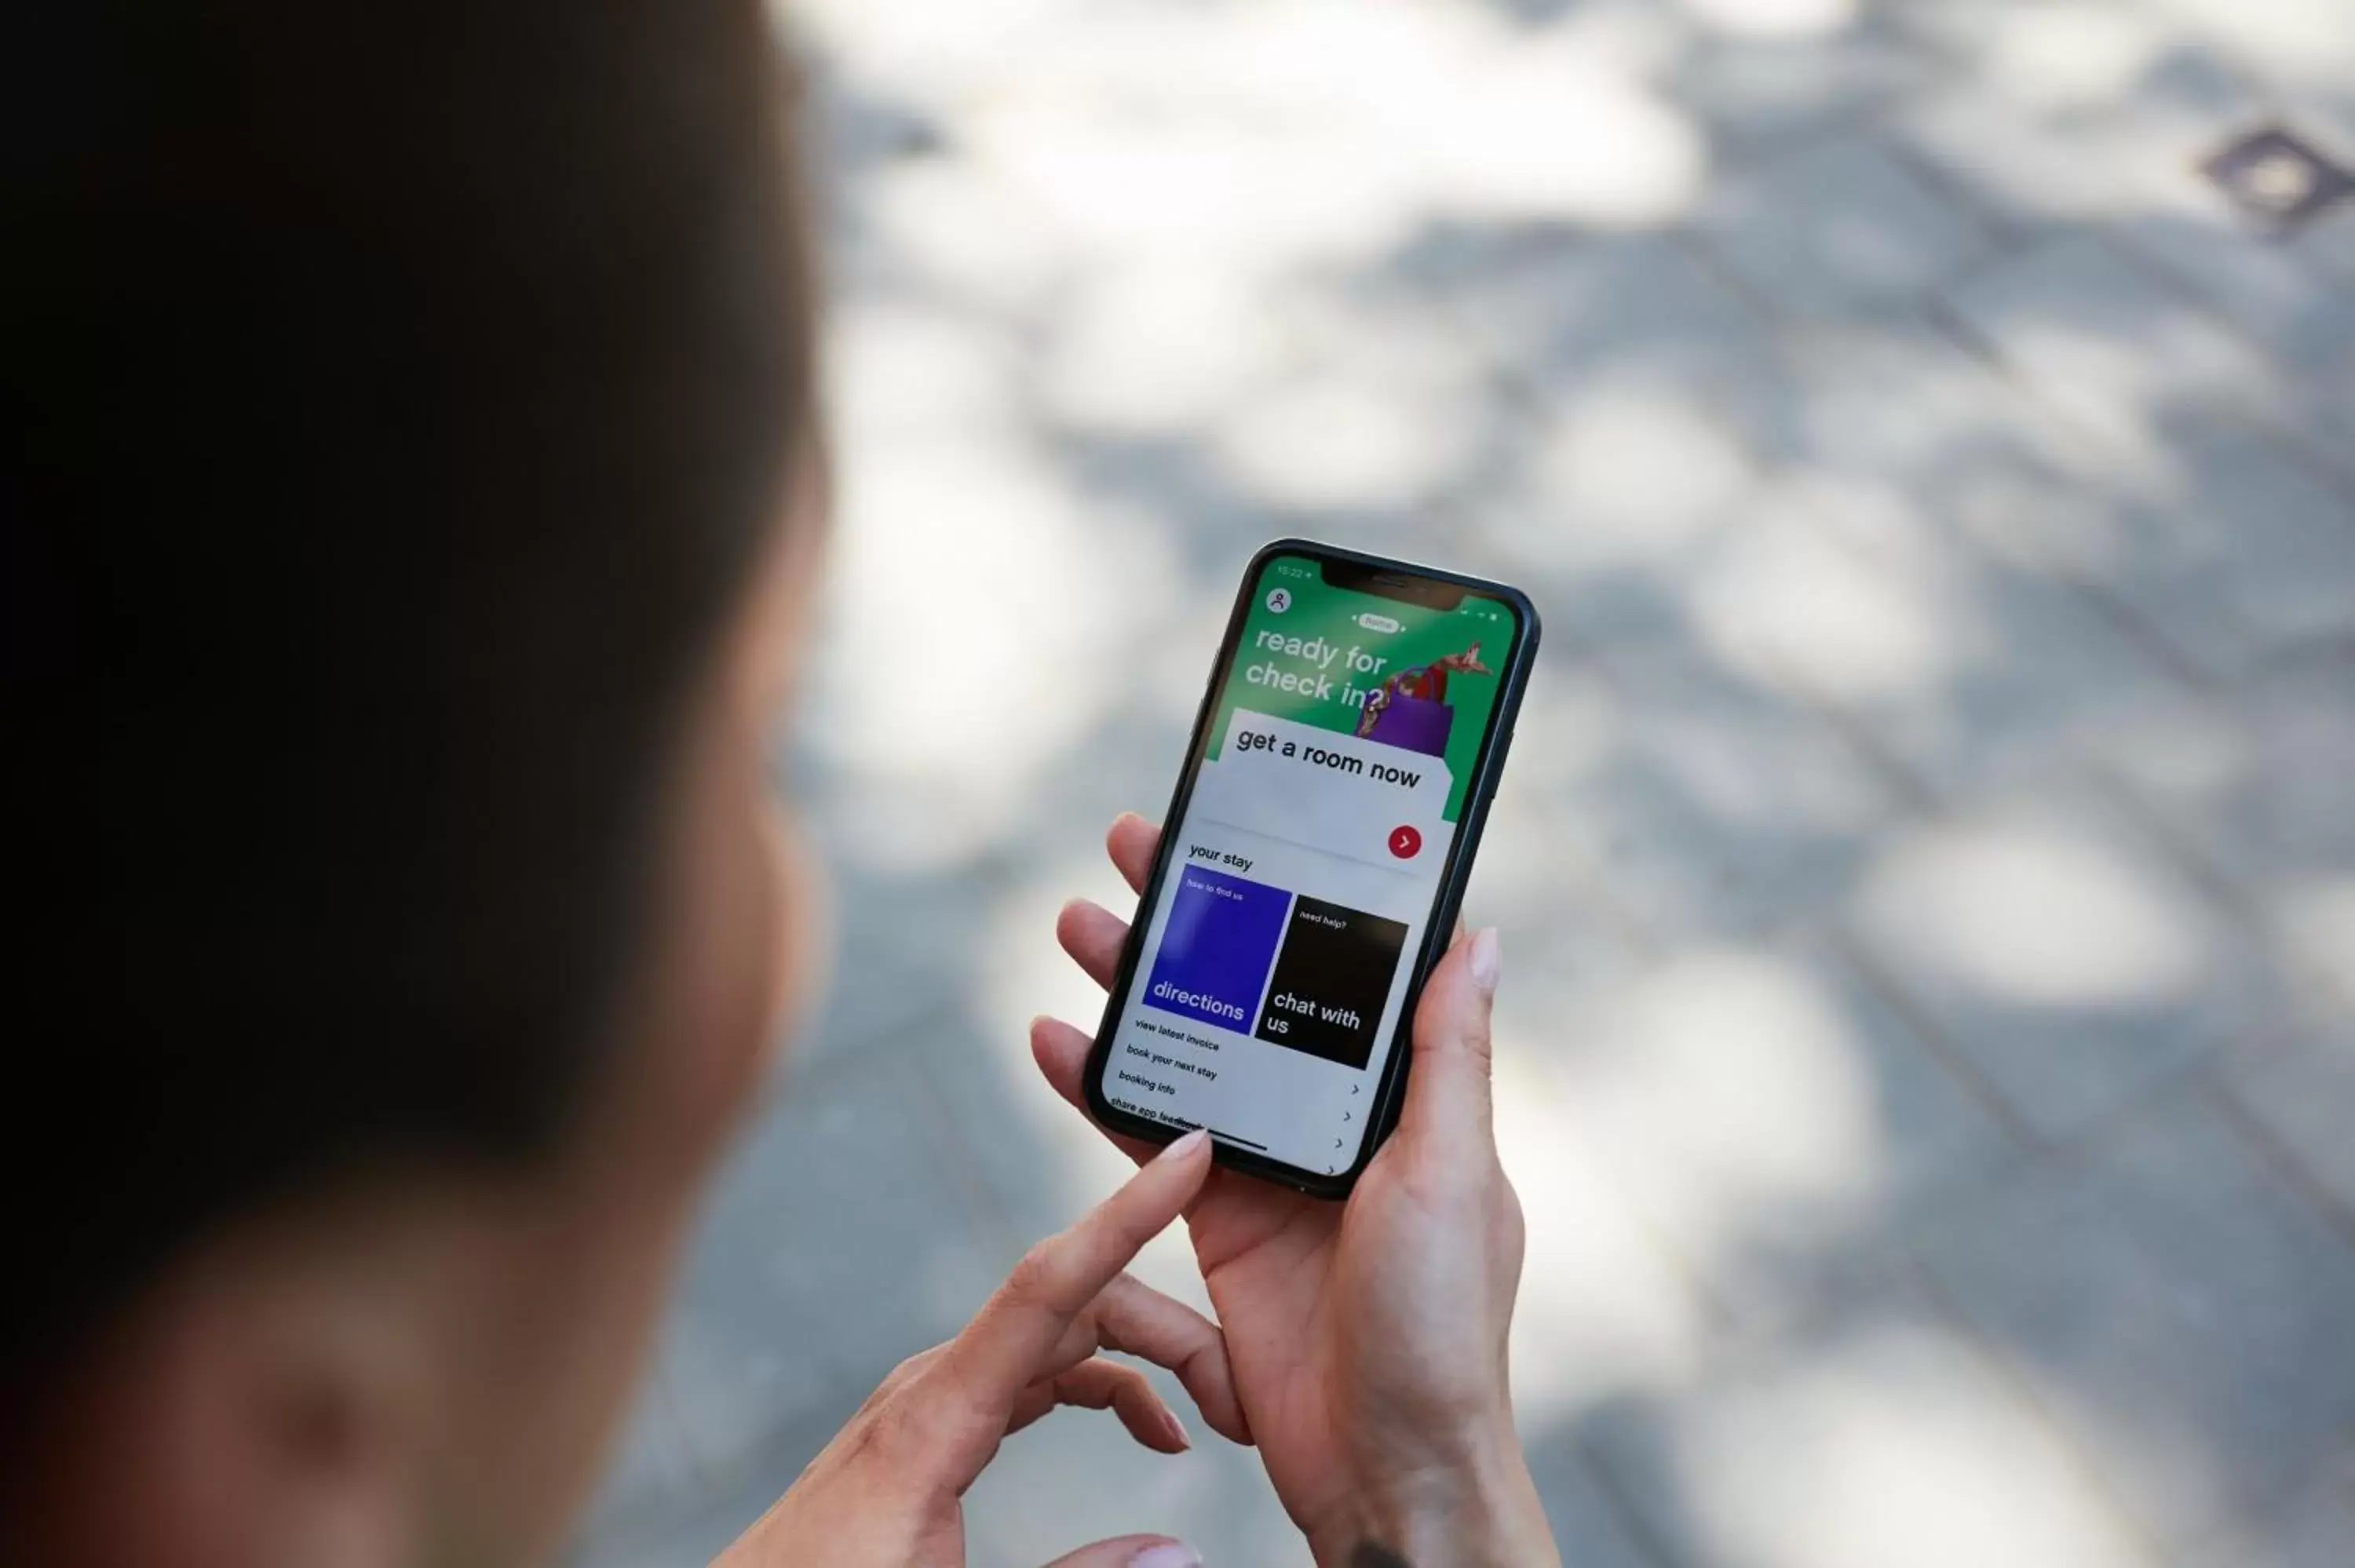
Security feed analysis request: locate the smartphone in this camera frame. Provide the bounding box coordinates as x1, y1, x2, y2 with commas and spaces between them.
1083, 540, 1539, 1197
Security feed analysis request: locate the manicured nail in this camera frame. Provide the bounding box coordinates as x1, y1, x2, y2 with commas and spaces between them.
1128, 1544, 1201, 1568
1157, 1129, 1210, 1162
1470, 926, 1502, 995
1160, 1408, 1192, 1449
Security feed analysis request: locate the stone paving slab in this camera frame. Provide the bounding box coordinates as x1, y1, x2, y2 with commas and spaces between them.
1943, 235, 2295, 462
1667, 9, 1937, 154
1585, 1285, 2156, 1568
1697, 135, 2000, 319
1888, 5, 2266, 235
2006, 432, 2355, 684
2098, 654, 2355, 1011
2227, 1028, 2355, 1228
1915, 1092, 2355, 1550
1440, 229, 1783, 423
1681, 479, 2189, 802
1743, 313, 2090, 496
1526, 924, 2015, 1341
2116, 208, 2355, 376
1842, 779, 2278, 1141
1519, 1430, 1666, 1568
2291, 213, 2355, 293
1492, 1048, 1718, 1427
1499, 641, 1907, 943
2178, 1468, 2355, 1568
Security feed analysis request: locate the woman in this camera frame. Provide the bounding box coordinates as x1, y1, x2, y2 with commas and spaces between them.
2, 2, 1560, 1564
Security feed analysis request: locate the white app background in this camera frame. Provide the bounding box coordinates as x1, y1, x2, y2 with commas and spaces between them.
1104, 708, 1457, 1175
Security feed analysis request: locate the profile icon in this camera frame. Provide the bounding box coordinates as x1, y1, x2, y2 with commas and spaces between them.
1265, 588, 1293, 614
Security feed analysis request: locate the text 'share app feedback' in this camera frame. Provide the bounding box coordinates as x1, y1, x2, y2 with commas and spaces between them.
1103, 552, 1520, 1178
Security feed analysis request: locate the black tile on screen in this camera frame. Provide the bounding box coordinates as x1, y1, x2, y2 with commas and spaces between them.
1254, 895, 1408, 1069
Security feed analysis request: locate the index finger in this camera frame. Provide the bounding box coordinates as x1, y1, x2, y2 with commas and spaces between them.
935, 1129, 1213, 1428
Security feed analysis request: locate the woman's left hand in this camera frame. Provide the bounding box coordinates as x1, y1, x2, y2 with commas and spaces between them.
711, 1130, 1247, 1568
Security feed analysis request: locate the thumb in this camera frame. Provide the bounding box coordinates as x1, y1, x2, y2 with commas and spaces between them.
1039, 1537, 1201, 1568
1396, 924, 1502, 1149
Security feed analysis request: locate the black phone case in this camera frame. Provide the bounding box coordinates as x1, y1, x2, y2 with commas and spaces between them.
1081, 538, 1542, 1198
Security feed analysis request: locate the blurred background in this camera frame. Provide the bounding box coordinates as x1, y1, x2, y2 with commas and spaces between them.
575, 1, 2355, 1564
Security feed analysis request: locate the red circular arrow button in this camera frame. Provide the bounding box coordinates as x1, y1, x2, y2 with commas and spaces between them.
1388, 825, 1422, 859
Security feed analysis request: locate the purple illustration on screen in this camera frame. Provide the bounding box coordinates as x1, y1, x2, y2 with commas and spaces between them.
1354, 642, 1492, 758
1363, 695, 1454, 755
1143, 866, 1291, 1032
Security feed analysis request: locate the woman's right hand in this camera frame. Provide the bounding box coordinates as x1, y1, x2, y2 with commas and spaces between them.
1031, 816, 1560, 1568
712, 1129, 1249, 1568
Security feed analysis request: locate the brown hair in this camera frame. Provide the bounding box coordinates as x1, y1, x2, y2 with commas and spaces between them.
2, 0, 816, 1398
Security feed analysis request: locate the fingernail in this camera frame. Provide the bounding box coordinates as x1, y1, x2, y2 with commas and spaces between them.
1161, 1408, 1192, 1449
1128, 1545, 1201, 1568
1470, 927, 1502, 995
1157, 1128, 1210, 1162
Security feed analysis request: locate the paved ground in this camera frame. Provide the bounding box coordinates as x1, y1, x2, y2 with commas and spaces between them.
574, 2, 2355, 1564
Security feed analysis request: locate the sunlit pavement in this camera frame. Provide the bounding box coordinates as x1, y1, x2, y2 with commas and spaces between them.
575, 3, 2355, 1564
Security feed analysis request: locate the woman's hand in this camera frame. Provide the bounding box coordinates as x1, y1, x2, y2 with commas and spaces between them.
1031, 816, 1560, 1568
713, 1130, 1247, 1568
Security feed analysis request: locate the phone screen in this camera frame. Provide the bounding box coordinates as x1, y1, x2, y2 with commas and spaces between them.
1095, 549, 1526, 1181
